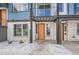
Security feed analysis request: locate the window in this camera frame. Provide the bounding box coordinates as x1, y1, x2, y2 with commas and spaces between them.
14, 24, 28, 36
23, 24, 28, 36
75, 4, 79, 12
64, 24, 67, 32
14, 24, 21, 36
36, 4, 51, 16
46, 24, 50, 36
58, 3, 64, 12
64, 26, 67, 32
0, 10, 2, 25
39, 5, 44, 9
36, 24, 38, 33
45, 5, 50, 8
38, 4, 50, 9
77, 23, 79, 35
13, 3, 29, 12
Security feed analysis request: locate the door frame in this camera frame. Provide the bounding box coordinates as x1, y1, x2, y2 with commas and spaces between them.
61, 23, 64, 41
38, 23, 45, 42
0, 7, 8, 21
0, 8, 7, 41
0, 10, 2, 25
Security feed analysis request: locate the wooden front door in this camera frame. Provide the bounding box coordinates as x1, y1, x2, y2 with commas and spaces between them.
0, 10, 2, 25
2, 9, 7, 26
38, 23, 45, 42
61, 23, 64, 41
0, 9, 7, 26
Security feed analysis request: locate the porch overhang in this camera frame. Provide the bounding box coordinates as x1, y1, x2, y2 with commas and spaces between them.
32, 15, 79, 22
32, 16, 57, 22
58, 15, 79, 21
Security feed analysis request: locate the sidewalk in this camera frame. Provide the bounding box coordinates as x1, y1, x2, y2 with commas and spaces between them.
63, 41, 79, 55
30, 42, 72, 55
0, 41, 73, 55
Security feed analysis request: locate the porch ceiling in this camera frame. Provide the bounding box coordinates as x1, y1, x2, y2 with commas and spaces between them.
32, 16, 57, 22
32, 15, 79, 22
60, 15, 79, 21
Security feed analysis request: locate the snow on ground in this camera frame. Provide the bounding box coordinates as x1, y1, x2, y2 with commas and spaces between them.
0, 41, 73, 55
30, 42, 73, 55
0, 41, 37, 55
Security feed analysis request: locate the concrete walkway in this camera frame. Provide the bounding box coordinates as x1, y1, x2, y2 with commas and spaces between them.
30, 41, 72, 55
0, 41, 79, 55
63, 41, 79, 55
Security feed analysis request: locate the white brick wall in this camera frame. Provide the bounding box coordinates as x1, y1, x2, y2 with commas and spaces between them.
68, 20, 79, 41
7, 21, 30, 43
8, 20, 79, 43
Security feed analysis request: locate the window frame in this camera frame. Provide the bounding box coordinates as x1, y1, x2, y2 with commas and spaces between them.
77, 23, 79, 35
13, 3, 30, 13
46, 24, 50, 36
34, 3, 51, 16
75, 3, 79, 12
58, 3, 64, 12
14, 24, 28, 36
23, 24, 28, 36
38, 4, 51, 9
14, 24, 22, 36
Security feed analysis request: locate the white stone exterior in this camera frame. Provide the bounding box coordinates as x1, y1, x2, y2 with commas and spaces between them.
7, 21, 30, 43
67, 20, 79, 41
7, 21, 57, 43
7, 20, 79, 43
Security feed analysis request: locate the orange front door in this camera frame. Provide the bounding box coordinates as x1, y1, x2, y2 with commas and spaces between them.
38, 23, 45, 42
2, 9, 7, 26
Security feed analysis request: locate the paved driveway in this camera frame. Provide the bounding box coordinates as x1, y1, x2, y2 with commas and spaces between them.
0, 41, 73, 55
0, 41, 79, 55
30, 41, 72, 55
63, 41, 79, 55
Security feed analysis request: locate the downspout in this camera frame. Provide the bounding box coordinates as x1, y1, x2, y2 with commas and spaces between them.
30, 3, 33, 43
56, 3, 62, 44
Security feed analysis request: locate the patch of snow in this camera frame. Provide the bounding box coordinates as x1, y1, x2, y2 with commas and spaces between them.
49, 44, 73, 55
0, 41, 37, 55
30, 42, 73, 55
0, 41, 73, 55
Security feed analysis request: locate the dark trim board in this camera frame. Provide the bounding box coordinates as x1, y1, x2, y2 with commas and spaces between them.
7, 15, 79, 23
54, 15, 79, 21
32, 16, 56, 22
35, 20, 54, 22
59, 15, 79, 18
7, 20, 30, 22
62, 18, 79, 21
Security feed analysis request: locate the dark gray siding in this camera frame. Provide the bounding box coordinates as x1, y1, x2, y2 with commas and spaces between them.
0, 26, 7, 42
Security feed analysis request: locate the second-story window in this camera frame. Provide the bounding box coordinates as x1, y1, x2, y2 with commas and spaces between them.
75, 4, 79, 12
13, 3, 29, 12
77, 23, 79, 35
38, 4, 51, 9
58, 3, 64, 12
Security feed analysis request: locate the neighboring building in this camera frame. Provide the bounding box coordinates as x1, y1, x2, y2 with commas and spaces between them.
0, 3, 8, 42
0, 3, 79, 44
